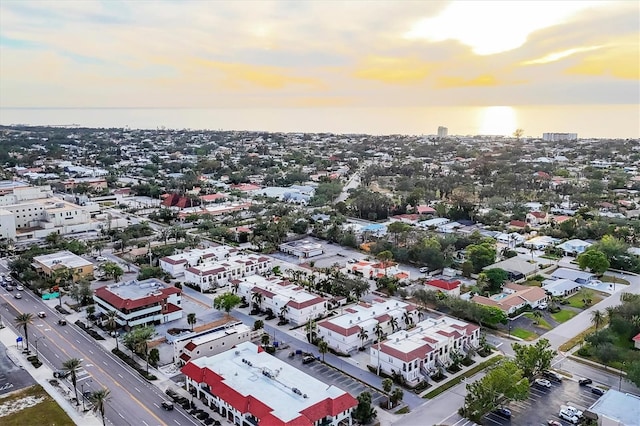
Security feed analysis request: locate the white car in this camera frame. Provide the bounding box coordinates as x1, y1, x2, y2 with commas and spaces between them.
559, 409, 579, 424
96, 256, 107, 262
537, 302, 548, 310
16, 285, 24, 291
419, 267, 428, 273
534, 378, 552, 388
564, 406, 583, 418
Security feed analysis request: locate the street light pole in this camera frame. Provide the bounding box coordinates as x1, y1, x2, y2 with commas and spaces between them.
34, 336, 46, 362
81, 379, 92, 412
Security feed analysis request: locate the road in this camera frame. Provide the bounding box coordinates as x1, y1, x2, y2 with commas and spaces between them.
0, 264, 199, 426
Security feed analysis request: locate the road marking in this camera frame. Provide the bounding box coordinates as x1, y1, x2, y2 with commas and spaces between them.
142, 422, 149, 426
135, 387, 141, 393
89, 350, 94, 354
153, 403, 159, 408
118, 373, 123, 378
174, 420, 181, 425
103, 361, 108, 366
118, 411, 124, 418
54, 353, 59, 358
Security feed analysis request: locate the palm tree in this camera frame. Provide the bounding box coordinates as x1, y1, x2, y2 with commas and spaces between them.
135, 326, 155, 374
90, 388, 111, 426
358, 328, 369, 349
62, 358, 82, 403
187, 313, 197, 331
105, 310, 119, 350
402, 311, 413, 328
304, 319, 317, 343
279, 305, 289, 320
591, 310, 606, 331
374, 323, 384, 342
389, 316, 399, 332
14, 313, 34, 352
252, 292, 263, 310
158, 228, 170, 246
532, 311, 543, 325
318, 339, 329, 362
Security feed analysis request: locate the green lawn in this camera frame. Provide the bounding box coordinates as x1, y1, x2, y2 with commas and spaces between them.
523, 313, 551, 329
0, 385, 74, 426
600, 275, 630, 286
511, 328, 537, 340
552, 309, 577, 323
566, 294, 603, 309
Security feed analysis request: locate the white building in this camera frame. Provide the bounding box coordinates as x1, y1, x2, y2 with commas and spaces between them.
0, 184, 95, 241
235, 275, 327, 325
182, 342, 358, 426
279, 239, 324, 258
437, 126, 448, 138
370, 316, 480, 385
346, 260, 410, 281
183, 254, 272, 292
93, 279, 182, 329
317, 299, 420, 354
160, 246, 240, 277
173, 322, 254, 366
556, 239, 592, 256
542, 133, 578, 142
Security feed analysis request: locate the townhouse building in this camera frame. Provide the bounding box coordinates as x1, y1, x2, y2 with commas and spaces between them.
183, 254, 272, 292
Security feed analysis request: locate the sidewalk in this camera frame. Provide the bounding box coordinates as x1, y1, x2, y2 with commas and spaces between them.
0, 326, 101, 426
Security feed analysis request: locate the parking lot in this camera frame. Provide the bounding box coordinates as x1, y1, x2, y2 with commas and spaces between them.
484, 378, 603, 426
273, 349, 388, 409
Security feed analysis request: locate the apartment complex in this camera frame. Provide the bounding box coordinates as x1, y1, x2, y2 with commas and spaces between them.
370, 316, 480, 385
234, 275, 327, 325
160, 246, 240, 277
173, 321, 254, 366
0, 183, 94, 241
317, 299, 420, 354
93, 279, 182, 328
182, 342, 358, 426
31, 250, 94, 282
183, 253, 272, 292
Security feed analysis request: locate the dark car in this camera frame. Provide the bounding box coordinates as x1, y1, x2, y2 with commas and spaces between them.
494, 407, 512, 418
302, 356, 316, 364
161, 401, 174, 411
53, 370, 70, 379
57, 319, 67, 326
579, 378, 593, 386
591, 387, 606, 396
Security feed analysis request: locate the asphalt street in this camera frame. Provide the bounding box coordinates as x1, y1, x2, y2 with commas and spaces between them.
0, 263, 199, 426
0, 338, 36, 396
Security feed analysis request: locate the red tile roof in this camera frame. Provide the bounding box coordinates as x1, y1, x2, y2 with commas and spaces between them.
286, 297, 325, 310
94, 285, 181, 311
179, 353, 191, 362
633, 333, 640, 342
184, 341, 197, 351
318, 320, 360, 336
380, 341, 433, 361
426, 279, 461, 291
163, 303, 182, 314
161, 257, 187, 265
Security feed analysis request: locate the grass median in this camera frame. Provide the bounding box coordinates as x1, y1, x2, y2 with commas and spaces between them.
422, 355, 503, 399
0, 384, 74, 426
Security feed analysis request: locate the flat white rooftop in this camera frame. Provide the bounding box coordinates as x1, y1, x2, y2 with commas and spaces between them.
105, 279, 167, 300
241, 275, 319, 305
192, 342, 349, 422
33, 250, 93, 269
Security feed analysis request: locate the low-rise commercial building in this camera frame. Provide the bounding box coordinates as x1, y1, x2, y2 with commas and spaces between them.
278, 239, 324, 258
370, 316, 480, 385
182, 341, 358, 426
585, 389, 640, 426
31, 250, 94, 282
160, 246, 240, 277
93, 279, 182, 329
173, 322, 254, 366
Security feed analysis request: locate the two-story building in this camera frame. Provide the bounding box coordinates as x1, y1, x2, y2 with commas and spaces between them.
370, 316, 480, 385
183, 254, 272, 292
317, 299, 420, 354
160, 246, 240, 277
182, 342, 358, 426
93, 279, 182, 329
346, 260, 410, 282
235, 275, 327, 326
173, 322, 255, 366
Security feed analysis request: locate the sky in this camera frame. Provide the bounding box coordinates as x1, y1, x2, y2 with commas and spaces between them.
0, 0, 638, 110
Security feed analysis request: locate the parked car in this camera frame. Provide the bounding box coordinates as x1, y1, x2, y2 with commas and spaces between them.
16, 285, 24, 291
419, 267, 428, 273
537, 302, 548, 310
543, 370, 563, 382
161, 401, 174, 411
37, 312, 47, 318
579, 378, 593, 386
493, 407, 512, 418
302, 356, 316, 364
564, 406, 583, 418
534, 378, 552, 388
6, 285, 14, 291
14, 293, 22, 299
591, 387, 606, 396
347, 259, 357, 264
548, 421, 562, 426
559, 409, 579, 424
53, 370, 70, 378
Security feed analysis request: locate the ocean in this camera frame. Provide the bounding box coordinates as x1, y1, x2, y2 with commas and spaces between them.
0, 105, 638, 139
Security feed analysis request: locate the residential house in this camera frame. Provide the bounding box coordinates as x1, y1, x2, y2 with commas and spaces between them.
235, 275, 327, 326
526, 211, 549, 226
369, 316, 480, 385
542, 278, 582, 297
551, 267, 596, 284
424, 279, 461, 296
472, 283, 548, 315
483, 257, 538, 280
556, 239, 592, 256
317, 299, 420, 354
346, 260, 410, 282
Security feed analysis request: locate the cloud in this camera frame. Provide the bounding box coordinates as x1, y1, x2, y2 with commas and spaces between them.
436, 74, 504, 88
564, 39, 639, 80
353, 56, 432, 84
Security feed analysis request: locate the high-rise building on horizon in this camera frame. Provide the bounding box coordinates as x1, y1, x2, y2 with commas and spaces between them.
437, 126, 448, 138
542, 132, 577, 142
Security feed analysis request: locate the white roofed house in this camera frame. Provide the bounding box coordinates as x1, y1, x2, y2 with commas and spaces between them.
556, 239, 592, 256
183, 254, 272, 292
369, 316, 480, 386
235, 275, 327, 326
551, 267, 596, 284
317, 299, 420, 354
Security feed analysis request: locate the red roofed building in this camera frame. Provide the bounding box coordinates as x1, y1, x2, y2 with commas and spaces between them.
633, 332, 640, 350
162, 193, 200, 209
370, 316, 480, 385
416, 205, 437, 215
424, 279, 461, 296
182, 342, 357, 426
93, 279, 182, 329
